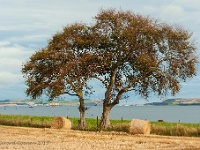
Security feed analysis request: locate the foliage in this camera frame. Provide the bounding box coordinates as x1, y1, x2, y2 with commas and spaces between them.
22, 24, 96, 100
22, 9, 198, 129
93, 9, 197, 105
21, 24, 101, 127
91, 9, 197, 128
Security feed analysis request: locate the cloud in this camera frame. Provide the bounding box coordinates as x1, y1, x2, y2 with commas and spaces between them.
172, 0, 200, 8
0, 58, 22, 73
0, 1, 99, 33
0, 72, 22, 85
0, 82, 27, 99
0, 41, 11, 46
8, 34, 50, 44
0, 42, 32, 59
0, 42, 32, 86
140, 3, 189, 22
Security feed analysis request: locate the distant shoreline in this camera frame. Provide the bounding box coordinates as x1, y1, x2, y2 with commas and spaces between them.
145, 98, 200, 106
1, 98, 200, 107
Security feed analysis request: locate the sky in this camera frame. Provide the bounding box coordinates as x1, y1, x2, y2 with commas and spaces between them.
0, 0, 200, 104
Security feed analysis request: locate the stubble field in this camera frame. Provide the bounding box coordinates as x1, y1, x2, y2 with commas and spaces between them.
0, 125, 200, 150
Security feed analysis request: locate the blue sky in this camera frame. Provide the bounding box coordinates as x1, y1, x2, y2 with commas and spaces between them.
0, 0, 200, 104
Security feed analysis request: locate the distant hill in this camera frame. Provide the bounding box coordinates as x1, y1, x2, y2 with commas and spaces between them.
145, 98, 200, 106
0, 98, 103, 106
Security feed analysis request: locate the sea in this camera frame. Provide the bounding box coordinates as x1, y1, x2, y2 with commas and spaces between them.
0, 105, 200, 123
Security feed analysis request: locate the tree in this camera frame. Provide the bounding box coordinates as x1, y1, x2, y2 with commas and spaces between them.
22, 23, 99, 128
22, 9, 198, 129
92, 9, 197, 128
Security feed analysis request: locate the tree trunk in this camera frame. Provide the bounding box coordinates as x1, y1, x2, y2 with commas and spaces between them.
99, 102, 111, 129
79, 106, 86, 128
99, 67, 117, 129
78, 91, 86, 128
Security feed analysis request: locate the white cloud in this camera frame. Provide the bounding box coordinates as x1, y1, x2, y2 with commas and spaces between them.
0, 42, 33, 86
160, 5, 186, 21
0, 58, 22, 73
172, 0, 200, 8
0, 72, 22, 85
0, 41, 11, 46
141, 3, 188, 22
0, 43, 32, 59
0, 1, 99, 33
8, 34, 50, 43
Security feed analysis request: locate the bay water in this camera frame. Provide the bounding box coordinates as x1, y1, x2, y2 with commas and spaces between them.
0, 106, 200, 123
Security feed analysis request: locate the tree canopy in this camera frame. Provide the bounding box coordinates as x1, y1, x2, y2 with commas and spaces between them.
22, 23, 100, 127
92, 9, 197, 128
94, 10, 196, 99
22, 9, 198, 129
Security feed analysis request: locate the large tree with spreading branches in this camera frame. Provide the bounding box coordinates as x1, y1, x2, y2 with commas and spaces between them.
92, 9, 197, 128
22, 9, 197, 129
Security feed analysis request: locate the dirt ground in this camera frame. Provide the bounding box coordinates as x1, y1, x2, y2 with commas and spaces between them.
0, 125, 200, 150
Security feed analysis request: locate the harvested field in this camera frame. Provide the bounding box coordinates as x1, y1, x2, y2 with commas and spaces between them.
0, 125, 200, 150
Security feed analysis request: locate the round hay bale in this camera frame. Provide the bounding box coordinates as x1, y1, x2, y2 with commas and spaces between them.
129, 119, 150, 135
51, 116, 71, 129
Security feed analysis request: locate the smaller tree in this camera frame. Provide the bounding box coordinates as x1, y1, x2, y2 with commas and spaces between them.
22, 23, 98, 128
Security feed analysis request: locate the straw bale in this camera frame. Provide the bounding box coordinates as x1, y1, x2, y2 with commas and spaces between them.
129, 119, 150, 135
51, 116, 71, 129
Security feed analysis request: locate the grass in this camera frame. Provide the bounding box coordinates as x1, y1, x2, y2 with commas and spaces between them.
0, 114, 200, 137
151, 121, 200, 136
0, 114, 54, 128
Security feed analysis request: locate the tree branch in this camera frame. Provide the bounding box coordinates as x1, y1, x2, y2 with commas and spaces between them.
63, 91, 78, 96
92, 75, 108, 88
